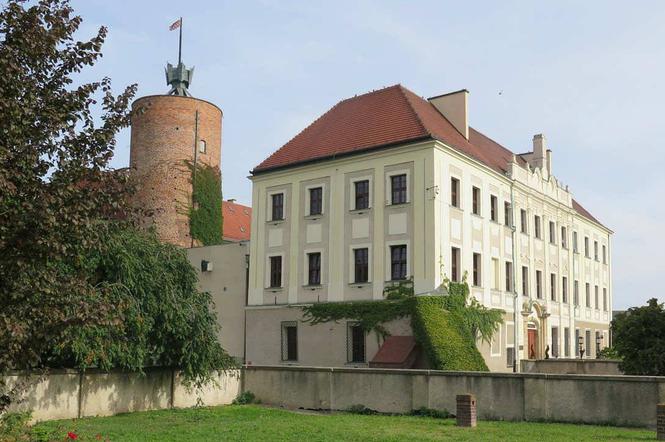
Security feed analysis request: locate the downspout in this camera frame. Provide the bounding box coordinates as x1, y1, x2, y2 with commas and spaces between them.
510, 177, 519, 372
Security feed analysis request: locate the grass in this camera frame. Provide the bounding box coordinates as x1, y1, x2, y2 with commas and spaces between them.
32, 405, 655, 441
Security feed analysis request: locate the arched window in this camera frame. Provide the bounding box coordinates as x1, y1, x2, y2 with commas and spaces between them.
198, 139, 207, 154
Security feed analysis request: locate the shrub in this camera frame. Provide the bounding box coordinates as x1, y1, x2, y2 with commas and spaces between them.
597, 346, 620, 360
188, 163, 223, 246
346, 405, 378, 415
613, 298, 665, 375
410, 407, 452, 419
232, 391, 260, 405
0, 412, 31, 442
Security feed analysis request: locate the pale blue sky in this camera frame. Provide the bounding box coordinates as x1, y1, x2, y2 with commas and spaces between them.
71, 0, 665, 309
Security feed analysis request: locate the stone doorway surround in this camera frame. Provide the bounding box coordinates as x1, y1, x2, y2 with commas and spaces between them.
521, 299, 550, 360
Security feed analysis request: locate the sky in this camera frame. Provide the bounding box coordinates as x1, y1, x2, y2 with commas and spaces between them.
69, 0, 665, 309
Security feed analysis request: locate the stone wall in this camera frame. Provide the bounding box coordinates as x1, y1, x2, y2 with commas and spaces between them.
3, 368, 240, 423
244, 365, 665, 428
521, 358, 622, 375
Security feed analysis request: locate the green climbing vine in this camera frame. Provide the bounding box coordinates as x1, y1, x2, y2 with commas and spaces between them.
188, 162, 223, 246
301, 274, 504, 371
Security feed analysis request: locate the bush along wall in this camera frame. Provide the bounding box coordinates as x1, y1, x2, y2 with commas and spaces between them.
301, 278, 503, 371
188, 162, 223, 246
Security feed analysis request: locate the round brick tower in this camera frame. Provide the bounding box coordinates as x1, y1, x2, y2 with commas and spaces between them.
129, 91, 222, 248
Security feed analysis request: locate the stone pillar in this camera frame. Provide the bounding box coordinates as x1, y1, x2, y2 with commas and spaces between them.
657, 404, 665, 440
456, 394, 477, 427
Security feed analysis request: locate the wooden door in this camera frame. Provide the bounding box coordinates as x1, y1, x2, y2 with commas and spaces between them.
528, 329, 537, 359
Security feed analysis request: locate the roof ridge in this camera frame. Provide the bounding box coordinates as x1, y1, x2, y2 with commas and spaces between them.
395, 85, 432, 137
338, 84, 403, 104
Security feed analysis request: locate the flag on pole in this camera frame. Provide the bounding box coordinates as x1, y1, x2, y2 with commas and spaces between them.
169, 18, 182, 31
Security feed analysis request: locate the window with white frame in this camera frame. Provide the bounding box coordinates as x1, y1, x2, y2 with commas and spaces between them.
472, 186, 481, 215
271, 193, 284, 221
490, 195, 498, 222
353, 248, 369, 283
308, 187, 323, 216
354, 179, 370, 210
307, 252, 321, 285
390, 174, 407, 205
451, 247, 460, 282
390, 244, 407, 280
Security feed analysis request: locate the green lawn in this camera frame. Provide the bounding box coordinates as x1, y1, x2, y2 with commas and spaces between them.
33, 405, 655, 441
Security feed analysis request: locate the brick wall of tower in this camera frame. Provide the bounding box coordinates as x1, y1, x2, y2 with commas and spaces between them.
129, 95, 222, 248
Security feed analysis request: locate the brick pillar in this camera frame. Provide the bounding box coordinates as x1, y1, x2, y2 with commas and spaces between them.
456, 394, 477, 428
657, 404, 665, 440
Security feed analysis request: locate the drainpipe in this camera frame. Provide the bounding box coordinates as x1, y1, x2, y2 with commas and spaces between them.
510, 178, 520, 372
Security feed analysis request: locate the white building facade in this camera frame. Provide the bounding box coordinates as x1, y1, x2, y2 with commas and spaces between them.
246, 86, 612, 371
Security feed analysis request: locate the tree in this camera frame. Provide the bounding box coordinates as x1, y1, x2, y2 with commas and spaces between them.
0, 0, 139, 410
56, 226, 234, 383
612, 298, 665, 375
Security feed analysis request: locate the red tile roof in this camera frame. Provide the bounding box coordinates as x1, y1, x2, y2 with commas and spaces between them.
370, 336, 417, 368
253, 84, 605, 228
222, 200, 251, 242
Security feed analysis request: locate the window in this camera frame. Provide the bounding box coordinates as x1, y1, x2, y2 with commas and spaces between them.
564, 327, 570, 357
271, 193, 284, 221
550, 273, 557, 301
594, 241, 599, 261
347, 322, 366, 363
574, 280, 579, 306
562, 276, 568, 303
491, 258, 500, 290
534, 215, 541, 239
536, 270, 542, 299
585, 283, 591, 307
573, 231, 578, 253
602, 245, 607, 264
551, 326, 559, 358
506, 347, 515, 368
390, 245, 407, 280
490, 195, 498, 222
520, 209, 528, 234
472, 186, 481, 215
309, 187, 322, 216
307, 252, 321, 285
491, 325, 501, 357
198, 139, 206, 153
504, 201, 512, 227
522, 266, 529, 296
390, 174, 407, 205
354, 180, 370, 210
560, 226, 567, 249
585, 330, 591, 358
451, 247, 460, 282
451, 177, 460, 207
584, 237, 590, 258
505, 262, 513, 292
473, 253, 482, 286
603, 288, 608, 311
269, 256, 282, 288
549, 221, 556, 244
594, 285, 599, 310
281, 322, 298, 361
353, 248, 369, 283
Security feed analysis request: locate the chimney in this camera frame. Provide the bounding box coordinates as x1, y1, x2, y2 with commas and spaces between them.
428, 89, 469, 139
546, 149, 552, 175
531, 134, 547, 170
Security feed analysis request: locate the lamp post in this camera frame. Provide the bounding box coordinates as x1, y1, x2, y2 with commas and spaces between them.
596, 334, 604, 359
578, 336, 585, 359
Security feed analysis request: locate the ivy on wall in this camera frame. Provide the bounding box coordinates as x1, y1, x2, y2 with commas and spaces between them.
301, 276, 503, 372
188, 162, 223, 246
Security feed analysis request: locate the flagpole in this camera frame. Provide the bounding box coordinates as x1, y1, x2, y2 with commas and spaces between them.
178, 17, 183, 65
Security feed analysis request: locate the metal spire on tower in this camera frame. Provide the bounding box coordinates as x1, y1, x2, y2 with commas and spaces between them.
165, 17, 194, 97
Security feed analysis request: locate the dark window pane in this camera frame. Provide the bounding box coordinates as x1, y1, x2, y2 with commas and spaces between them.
270, 256, 282, 288
390, 245, 407, 280
286, 326, 297, 361
451, 247, 460, 282
354, 248, 369, 283
350, 325, 366, 362
309, 187, 322, 215
271, 193, 284, 220
391, 174, 407, 205
354, 180, 369, 210
472, 187, 481, 215
308, 253, 321, 285
451, 178, 459, 207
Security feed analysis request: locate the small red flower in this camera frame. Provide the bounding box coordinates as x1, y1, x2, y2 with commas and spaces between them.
67, 432, 78, 440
